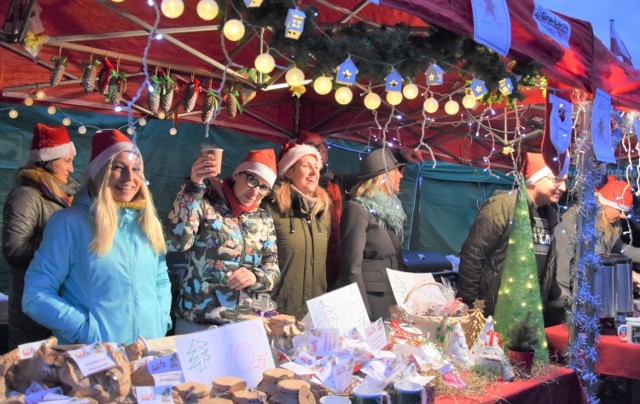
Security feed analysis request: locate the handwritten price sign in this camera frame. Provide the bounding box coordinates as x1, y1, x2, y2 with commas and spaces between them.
174, 318, 274, 387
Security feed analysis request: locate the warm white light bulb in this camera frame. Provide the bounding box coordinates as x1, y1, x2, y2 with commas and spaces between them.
62, 117, 71, 126
161, 0, 184, 19
402, 83, 419, 100
334, 86, 353, 105
423, 97, 438, 113
285, 67, 305, 87
254, 53, 275, 74
313, 76, 332, 95
223, 19, 245, 41
47, 106, 56, 115
111, 0, 125, 2
444, 98, 459, 115
35, 90, 46, 100
24, 97, 34, 106
386, 91, 403, 106
8, 109, 18, 119
157, 111, 166, 120
197, 0, 219, 21
364, 92, 381, 110
138, 118, 147, 127
127, 127, 134, 135
78, 125, 87, 135
169, 127, 178, 136
462, 91, 477, 109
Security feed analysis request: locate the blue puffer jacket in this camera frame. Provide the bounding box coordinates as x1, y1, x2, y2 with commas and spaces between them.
22, 186, 172, 344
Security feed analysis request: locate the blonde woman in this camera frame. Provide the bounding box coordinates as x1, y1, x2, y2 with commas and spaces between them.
340, 148, 407, 321
263, 144, 332, 319
23, 130, 171, 344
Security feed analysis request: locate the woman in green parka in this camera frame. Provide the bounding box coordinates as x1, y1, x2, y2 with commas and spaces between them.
263, 144, 332, 319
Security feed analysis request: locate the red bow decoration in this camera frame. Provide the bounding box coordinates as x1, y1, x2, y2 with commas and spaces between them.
487, 329, 503, 347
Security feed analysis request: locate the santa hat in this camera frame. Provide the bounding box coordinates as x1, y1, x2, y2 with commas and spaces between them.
88, 129, 138, 181
296, 130, 325, 146
523, 152, 569, 186
277, 144, 322, 177
233, 149, 278, 187
595, 175, 633, 212
29, 123, 76, 162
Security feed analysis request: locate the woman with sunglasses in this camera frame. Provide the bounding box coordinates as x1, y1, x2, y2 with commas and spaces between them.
167, 149, 281, 334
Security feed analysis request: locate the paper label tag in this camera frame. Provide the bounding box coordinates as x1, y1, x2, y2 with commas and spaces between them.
135, 386, 175, 403
308, 329, 340, 356
25, 387, 63, 404
151, 370, 185, 387
147, 353, 181, 374
18, 339, 48, 359
364, 318, 388, 350
67, 342, 116, 377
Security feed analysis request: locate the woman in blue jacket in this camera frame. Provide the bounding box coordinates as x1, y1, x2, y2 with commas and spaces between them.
22, 129, 171, 344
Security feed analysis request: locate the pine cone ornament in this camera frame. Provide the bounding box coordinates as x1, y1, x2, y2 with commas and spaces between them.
49, 56, 67, 87
159, 73, 177, 113
80, 60, 101, 94
109, 75, 126, 104
97, 58, 115, 96
224, 91, 241, 118
201, 91, 219, 124
182, 79, 200, 113
147, 75, 162, 113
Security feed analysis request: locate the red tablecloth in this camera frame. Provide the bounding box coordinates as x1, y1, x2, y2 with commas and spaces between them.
436, 366, 587, 404
545, 324, 640, 381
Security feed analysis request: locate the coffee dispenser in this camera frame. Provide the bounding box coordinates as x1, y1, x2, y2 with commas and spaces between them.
596, 254, 633, 324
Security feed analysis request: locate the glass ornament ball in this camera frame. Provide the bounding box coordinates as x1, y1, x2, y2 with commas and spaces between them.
423, 97, 439, 113
8, 109, 18, 119
254, 53, 275, 74
223, 19, 245, 42
160, 0, 184, 19
386, 91, 403, 106
169, 127, 178, 136
313, 76, 332, 95
285, 67, 305, 87
24, 97, 34, 106
78, 125, 87, 135
444, 98, 460, 115
47, 106, 56, 115
196, 0, 219, 21
334, 86, 353, 105
364, 92, 381, 110
402, 83, 419, 100
35, 90, 46, 100
62, 117, 71, 126
462, 92, 477, 109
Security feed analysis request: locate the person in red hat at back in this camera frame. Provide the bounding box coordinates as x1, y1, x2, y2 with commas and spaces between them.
22, 129, 171, 345
456, 152, 569, 326
167, 148, 281, 334
557, 176, 640, 298
3, 123, 79, 350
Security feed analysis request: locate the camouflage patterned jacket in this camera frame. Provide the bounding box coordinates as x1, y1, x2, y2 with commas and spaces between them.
167, 180, 280, 324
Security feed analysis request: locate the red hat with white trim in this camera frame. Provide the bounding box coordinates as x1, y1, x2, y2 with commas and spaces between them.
233, 149, 278, 187
277, 144, 322, 177
595, 175, 633, 212
88, 129, 138, 181
29, 123, 76, 162
522, 152, 569, 186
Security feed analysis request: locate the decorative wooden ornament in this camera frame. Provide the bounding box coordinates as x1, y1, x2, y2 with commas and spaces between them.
499, 77, 514, 96
470, 78, 488, 99
335, 57, 358, 86
426, 63, 445, 85
285, 9, 306, 39
385, 69, 402, 92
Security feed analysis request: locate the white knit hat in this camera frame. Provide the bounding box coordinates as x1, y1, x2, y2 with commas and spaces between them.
277, 144, 322, 176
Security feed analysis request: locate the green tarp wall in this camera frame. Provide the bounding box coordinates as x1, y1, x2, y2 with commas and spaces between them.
0, 103, 514, 294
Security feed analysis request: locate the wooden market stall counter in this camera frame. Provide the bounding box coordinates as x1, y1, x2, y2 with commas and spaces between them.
436, 366, 587, 403
545, 324, 640, 381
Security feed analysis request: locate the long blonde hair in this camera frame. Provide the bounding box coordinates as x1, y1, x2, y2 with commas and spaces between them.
272, 179, 331, 219
349, 172, 394, 198
596, 204, 622, 253
89, 156, 166, 256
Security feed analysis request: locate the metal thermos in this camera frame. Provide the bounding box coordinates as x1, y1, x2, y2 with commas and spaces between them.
614, 254, 633, 316
596, 254, 634, 320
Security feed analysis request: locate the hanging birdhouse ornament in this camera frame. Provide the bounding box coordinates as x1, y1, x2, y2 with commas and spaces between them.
285, 9, 306, 39
335, 57, 358, 86
470, 78, 488, 99
385, 69, 402, 92
498, 77, 514, 96
244, 0, 263, 7
426, 63, 445, 85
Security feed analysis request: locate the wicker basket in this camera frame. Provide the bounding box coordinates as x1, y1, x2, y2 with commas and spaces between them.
400, 281, 486, 345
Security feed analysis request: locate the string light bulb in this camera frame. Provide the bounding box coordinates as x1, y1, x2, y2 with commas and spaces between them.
444, 97, 459, 115
24, 97, 34, 106
423, 96, 438, 114
161, 0, 184, 18
169, 127, 178, 136
196, 0, 219, 21
462, 89, 477, 109
78, 125, 87, 135
254, 53, 275, 74
334, 86, 353, 105
364, 92, 381, 110
285, 67, 305, 87
157, 111, 166, 120
138, 118, 147, 126
386, 91, 403, 106
223, 19, 245, 41
127, 127, 134, 135
110, 0, 125, 2
402, 83, 419, 100
47, 106, 56, 115
8, 109, 18, 119
62, 117, 71, 126
313, 76, 332, 95
35, 90, 46, 100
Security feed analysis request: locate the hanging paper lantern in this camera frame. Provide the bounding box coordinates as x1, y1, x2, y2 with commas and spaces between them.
254, 53, 275, 74
285, 67, 305, 87
334, 86, 353, 105
426, 63, 445, 85
423, 96, 438, 113
462, 89, 477, 109
223, 19, 245, 41
470, 78, 488, 99
197, 0, 219, 20
335, 58, 358, 86
444, 97, 459, 115
499, 77, 514, 96
385, 70, 402, 92
402, 83, 419, 100
386, 91, 403, 106
244, 0, 263, 7
313, 76, 332, 95
285, 9, 306, 39
161, 0, 184, 19
364, 92, 381, 110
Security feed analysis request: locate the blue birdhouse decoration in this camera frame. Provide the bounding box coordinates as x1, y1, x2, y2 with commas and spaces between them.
335, 58, 358, 86
425, 63, 445, 85
499, 77, 514, 96
244, 0, 264, 7
385, 70, 402, 92
285, 9, 306, 40
470, 78, 488, 99
368, 0, 380, 4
